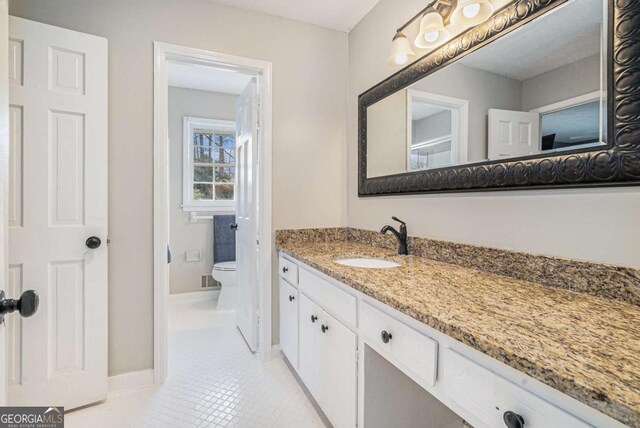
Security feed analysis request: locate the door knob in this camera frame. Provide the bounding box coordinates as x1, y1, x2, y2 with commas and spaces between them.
230, 223, 238, 231
86, 236, 102, 249
0, 290, 39, 323
503, 411, 525, 428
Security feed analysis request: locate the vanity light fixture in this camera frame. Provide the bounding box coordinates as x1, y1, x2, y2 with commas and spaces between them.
389, 0, 495, 66
450, 0, 495, 26
388, 31, 416, 66
415, 10, 451, 49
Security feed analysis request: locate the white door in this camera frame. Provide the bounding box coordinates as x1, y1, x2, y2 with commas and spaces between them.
488, 109, 540, 160
321, 312, 357, 428
0, 0, 10, 405
279, 278, 298, 368
235, 79, 259, 351
298, 294, 322, 401
8, 17, 108, 409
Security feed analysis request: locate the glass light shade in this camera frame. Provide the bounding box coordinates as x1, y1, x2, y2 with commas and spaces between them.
450, 0, 495, 27
414, 11, 450, 49
387, 32, 416, 66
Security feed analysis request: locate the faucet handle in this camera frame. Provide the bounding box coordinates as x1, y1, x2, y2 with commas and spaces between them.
391, 216, 406, 226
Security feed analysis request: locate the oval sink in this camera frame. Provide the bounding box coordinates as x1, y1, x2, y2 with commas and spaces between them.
334, 257, 401, 269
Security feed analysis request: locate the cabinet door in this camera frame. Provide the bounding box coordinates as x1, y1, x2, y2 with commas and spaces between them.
321, 311, 358, 428
279, 279, 298, 368
298, 294, 323, 401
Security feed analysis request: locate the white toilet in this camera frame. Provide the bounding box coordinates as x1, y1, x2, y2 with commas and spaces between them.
212, 261, 237, 310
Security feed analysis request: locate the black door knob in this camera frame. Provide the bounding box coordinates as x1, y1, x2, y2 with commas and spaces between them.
321, 324, 329, 333
311, 315, 318, 323
230, 223, 238, 231
503, 411, 525, 428
381, 330, 393, 343
289, 295, 295, 302
0, 290, 39, 323
86, 236, 102, 249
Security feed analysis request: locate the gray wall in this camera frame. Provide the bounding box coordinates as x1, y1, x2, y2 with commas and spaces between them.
168, 87, 237, 295
9, 0, 348, 376
348, 0, 640, 270
522, 53, 601, 111
412, 110, 452, 144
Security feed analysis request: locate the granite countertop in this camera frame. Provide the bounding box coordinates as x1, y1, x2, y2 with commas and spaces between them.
277, 239, 640, 427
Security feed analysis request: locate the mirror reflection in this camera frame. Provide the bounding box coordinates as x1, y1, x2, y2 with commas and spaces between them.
366, 0, 607, 178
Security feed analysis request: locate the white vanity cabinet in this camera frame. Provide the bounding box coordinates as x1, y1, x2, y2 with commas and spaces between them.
278, 253, 621, 428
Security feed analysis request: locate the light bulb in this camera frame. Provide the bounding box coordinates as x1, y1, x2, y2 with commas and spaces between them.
462, 3, 481, 18
394, 53, 408, 65
424, 30, 439, 43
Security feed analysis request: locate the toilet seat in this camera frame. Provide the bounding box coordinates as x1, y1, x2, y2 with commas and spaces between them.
213, 261, 236, 272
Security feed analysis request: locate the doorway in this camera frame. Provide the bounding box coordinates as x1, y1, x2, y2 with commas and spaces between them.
153, 43, 273, 385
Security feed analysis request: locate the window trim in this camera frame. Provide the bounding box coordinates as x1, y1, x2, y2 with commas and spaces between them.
182, 116, 236, 212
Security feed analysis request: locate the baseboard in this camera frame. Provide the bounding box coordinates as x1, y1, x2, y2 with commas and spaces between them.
108, 369, 154, 396
169, 289, 219, 303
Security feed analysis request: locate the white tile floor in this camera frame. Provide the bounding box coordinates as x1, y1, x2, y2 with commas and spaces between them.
66, 292, 329, 428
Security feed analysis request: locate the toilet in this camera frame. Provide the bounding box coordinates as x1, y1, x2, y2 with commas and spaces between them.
212, 261, 237, 310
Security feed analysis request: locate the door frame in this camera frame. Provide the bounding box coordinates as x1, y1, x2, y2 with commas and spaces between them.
0, 0, 9, 405
153, 42, 273, 384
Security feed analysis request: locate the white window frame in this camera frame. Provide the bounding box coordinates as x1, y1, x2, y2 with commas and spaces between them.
182, 116, 236, 212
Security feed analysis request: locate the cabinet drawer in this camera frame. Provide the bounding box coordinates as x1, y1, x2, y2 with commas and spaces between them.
299, 268, 357, 328
360, 301, 438, 387
444, 349, 591, 428
279, 255, 299, 284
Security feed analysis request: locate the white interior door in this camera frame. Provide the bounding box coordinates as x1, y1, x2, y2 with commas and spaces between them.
488, 109, 540, 160
235, 79, 259, 352
0, 0, 10, 406
8, 17, 108, 409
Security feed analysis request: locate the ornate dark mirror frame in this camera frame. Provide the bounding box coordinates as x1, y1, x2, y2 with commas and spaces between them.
358, 0, 640, 196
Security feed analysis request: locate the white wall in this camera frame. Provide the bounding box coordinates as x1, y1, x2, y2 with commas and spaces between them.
348, 0, 640, 269
168, 87, 237, 295
9, 0, 348, 376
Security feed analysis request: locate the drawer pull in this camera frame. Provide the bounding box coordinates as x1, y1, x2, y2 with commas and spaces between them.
289, 295, 295, 302
282, 267, 289, 273
311, 315, 318, 323
321, 324, 329, 333
503, 411, 525, 428
381, 330, 393, 343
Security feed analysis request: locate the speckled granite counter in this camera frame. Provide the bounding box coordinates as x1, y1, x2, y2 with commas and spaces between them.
277, 233, 640, 427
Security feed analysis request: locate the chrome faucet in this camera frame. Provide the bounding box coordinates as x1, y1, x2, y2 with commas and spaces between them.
380, 217, 408, 255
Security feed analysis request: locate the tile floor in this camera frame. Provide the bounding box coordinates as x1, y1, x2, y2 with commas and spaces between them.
66, 292, 329, 428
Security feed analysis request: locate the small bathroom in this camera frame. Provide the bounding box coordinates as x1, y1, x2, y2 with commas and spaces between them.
166, 61, 251, 331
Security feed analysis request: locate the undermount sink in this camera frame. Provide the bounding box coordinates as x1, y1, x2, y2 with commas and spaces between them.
334, 257, 401, 269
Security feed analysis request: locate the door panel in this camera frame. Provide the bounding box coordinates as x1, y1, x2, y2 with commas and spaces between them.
279, 279, 298, 368
321, 311, 358, 428
8, 17, 108, 409
235, 79, 259, 351
298, 293, 322, 401
488, 109, 540, 160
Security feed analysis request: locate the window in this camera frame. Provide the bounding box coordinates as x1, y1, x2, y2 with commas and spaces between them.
183, 116, 236, 212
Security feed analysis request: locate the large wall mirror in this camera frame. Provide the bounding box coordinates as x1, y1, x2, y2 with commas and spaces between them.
359, 0, 640, 195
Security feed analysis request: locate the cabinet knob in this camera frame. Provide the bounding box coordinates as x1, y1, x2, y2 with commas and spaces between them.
311, 315, 318, 323
282, 267, 289, 273
381, 330, 393, 343
321, 324, 329, 333
503, 411, 525, 428
288, 295, 295, 302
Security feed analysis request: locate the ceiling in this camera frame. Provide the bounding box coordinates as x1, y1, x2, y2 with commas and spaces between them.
168, 62, 253, 95
208, 0, 380, 32
412, 101, 448, 121
459, 0, 604, 81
